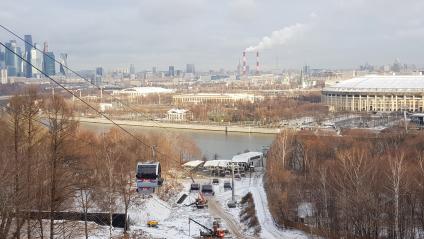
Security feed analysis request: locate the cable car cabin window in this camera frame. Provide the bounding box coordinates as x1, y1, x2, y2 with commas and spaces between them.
137, 165, 158, 180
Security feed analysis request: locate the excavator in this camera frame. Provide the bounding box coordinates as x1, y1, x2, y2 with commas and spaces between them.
189, 217, 225, 238
185, 191, 208, 208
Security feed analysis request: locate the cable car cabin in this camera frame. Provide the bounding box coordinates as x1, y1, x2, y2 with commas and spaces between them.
136, 162, 163, 192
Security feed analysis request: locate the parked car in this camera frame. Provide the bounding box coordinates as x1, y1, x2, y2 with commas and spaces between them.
212, 178, 219, 185
201, 184, 215, 196
224, 181, 232, 190
190, 183, 200, 192
234, 174, 241, 180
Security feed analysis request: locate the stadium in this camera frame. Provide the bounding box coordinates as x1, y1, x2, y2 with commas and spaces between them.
322, 75, 424, 112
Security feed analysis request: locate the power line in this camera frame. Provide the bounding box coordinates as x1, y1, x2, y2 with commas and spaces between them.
0, 24, 161, 124
0, 24, 185, 164
0, 41, 181, 165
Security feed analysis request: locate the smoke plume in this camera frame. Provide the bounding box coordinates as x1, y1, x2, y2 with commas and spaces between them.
245, 23, 306, 52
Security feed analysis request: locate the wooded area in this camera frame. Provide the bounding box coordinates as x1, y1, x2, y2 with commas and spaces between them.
0, 88, 200, 239
265, 129, 424, 239
188, 94, 327, 123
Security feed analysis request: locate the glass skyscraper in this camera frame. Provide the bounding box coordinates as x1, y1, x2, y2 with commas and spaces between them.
168, 66, 175, 77
24, 35, 33, 78
4, 40, 22, 77
43, 52, 55, 76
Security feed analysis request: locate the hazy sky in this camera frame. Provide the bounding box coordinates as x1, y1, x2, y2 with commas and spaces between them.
1, 0, 424, 71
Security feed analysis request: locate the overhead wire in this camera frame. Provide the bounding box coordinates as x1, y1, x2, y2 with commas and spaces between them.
0, 41, 182, 165
0, 24, 163, 125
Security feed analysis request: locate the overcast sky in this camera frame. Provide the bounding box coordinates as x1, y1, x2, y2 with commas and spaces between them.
1, 0, 424, 71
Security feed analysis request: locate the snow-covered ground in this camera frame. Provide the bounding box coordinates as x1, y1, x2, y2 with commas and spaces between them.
214, 172, 314, 239
125, 172, 316, 239
128, 182, 224, 239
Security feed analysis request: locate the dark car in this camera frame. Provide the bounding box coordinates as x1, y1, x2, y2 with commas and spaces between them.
212, 178, 219, 185
190, 183, 200, 192
201, 184, 215, 196
224, 181, 232, 190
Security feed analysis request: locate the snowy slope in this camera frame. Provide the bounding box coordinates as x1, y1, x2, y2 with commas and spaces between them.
250, 174, 311, 239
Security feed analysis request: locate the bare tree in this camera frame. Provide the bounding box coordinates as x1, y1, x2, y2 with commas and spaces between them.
387, 153, 405, 239
45, 95, 78, 239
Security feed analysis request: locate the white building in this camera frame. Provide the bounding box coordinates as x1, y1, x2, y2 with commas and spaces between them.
0, 69, 8, 84
99, 103, 113, 112
230, 151, 264, 171
173, 93, 264, 104
166, 108, 192, 121
112, 87, 175, 96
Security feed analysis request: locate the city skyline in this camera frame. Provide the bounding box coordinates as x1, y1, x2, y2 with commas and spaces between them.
1, 0, 424, 71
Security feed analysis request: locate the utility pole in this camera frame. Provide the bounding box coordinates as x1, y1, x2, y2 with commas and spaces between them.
231, 163, 235, 202
404, 111, 408, 132
151, 145, 157, 162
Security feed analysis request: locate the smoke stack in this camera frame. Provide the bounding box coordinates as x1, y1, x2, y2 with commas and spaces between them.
43, 41, 48, 52
256, 51, 259, 75
242, 51, 247, 76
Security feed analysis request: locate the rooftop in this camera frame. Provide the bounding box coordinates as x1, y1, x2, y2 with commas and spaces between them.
113, 87, 175, 94
203, 159, 230, 167
323, 75, 424, 92
231, 151, 263, 163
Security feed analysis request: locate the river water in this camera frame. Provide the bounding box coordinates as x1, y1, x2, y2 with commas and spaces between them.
81, 122, 275, 159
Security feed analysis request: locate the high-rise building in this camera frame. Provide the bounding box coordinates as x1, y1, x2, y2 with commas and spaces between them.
186, 64, 195, 74
59, 53, 68, 75
130, 64, 135, 75
43, 52, 56, 76
0, 68, 8, 84
152, 66, 157, 74
168, 66, 175, 77
96, 67, 104, 76
93, 67, 104, 87
30, 44, 43, 77
4, 40, 21, 77
0, 48, 5, 68
24, 35, 33, 78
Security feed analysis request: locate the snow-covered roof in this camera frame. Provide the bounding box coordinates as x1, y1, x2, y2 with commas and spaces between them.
323, 75, 424, 93
231, 152, 263, 163
167, 108, 189, 114
203, 160, 230, 167
113, 87, 175, 95
182, 160, 204, 168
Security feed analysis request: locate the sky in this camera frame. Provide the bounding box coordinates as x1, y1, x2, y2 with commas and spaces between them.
1, 0, 424, 72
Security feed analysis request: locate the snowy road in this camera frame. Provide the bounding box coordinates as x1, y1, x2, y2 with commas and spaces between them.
126, 175, 313, 239
250, 174, 311, 239
208, 198, 247, 239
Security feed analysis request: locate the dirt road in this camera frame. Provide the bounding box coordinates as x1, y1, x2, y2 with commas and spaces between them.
208, 198, 247, 239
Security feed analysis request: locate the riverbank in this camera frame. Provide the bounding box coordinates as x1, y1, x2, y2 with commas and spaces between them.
77, 117, 281, 134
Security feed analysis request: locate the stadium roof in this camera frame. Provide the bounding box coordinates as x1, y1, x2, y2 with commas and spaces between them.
323, 75, 424, 93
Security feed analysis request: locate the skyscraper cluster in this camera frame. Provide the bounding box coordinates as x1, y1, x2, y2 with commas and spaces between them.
0, 34, 68, 78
